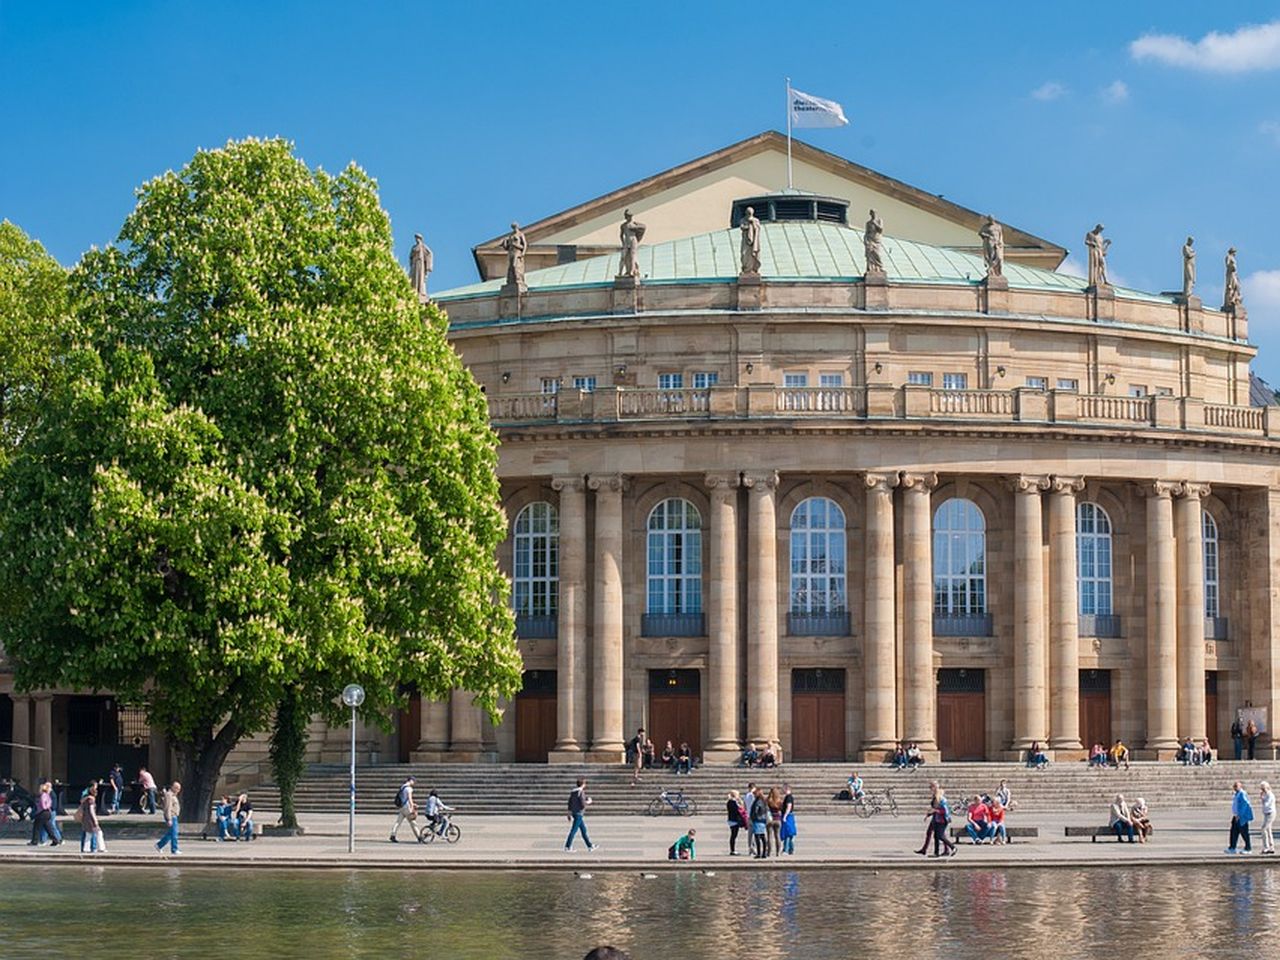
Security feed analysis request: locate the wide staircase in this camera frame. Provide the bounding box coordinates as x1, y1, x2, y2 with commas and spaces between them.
249, 759, 1280, 816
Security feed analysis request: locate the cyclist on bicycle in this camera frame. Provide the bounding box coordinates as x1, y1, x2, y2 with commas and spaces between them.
424, 789, 454, 836
847, 771, 865, 802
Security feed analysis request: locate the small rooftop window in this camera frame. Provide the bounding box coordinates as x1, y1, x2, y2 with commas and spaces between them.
730, 193, 849, 228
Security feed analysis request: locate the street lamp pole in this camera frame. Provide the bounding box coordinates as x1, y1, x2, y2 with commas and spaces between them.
341, 684, 365, 854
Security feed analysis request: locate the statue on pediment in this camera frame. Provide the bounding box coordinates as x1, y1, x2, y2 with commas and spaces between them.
979, 215, 1005, 278
408, 233, 433, 301
864, 209, 885, 274
740, 206, 762, 276
1085, 223, 1110, 288
1223, 247, 1243, 312
618, 209, 646, 279
502, 222, 528, 288
1182, 236, 1196, 298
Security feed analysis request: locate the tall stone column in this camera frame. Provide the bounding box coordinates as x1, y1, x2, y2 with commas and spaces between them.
1011, 475, 1050, 753
411, 697, 450, 761
10, 694, 30, 786
1048, 476, 1085, 752
900, 472, 938, 752
860, 472, 899, 757
551, 475, 588, 758
704, 472, 742, 760
588, 473, 626, 758
1176, 482, 1210, 742
744, 471, 780, 747
448, 689, 483, 755
33, 693, 53, 782
1145, 481, 1180, 756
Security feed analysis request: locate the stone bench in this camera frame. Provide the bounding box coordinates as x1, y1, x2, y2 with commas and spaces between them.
949, 825, 1038, 843
1065, 825, 1154, 842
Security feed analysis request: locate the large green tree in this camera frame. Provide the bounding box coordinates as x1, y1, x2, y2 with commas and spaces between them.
0, 221, 68, 466
0, 139, 520, 820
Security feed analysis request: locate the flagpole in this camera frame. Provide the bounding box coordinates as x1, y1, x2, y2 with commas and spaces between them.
785, 77, 793, 190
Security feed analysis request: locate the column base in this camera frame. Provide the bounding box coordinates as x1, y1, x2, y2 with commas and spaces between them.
582, 749, 626, 764
1051, 748, 1088, 762
409, 749, 450, 763
1137, 746, 1179, 761
438, 750, 498, 764
702, 747, 745, 764
548, 748, 586, 765
1007, 738, 1042, 754
858, 741, 896, 763
1049, 738, 1084, 752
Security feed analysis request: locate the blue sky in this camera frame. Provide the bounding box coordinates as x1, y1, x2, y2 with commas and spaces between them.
4, 2, 1280, 380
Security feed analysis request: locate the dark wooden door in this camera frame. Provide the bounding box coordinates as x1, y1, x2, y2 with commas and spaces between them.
936, 669, 985, 760
1205, 672, 1219, 750
515, 670, 558, 763
397, 694, 422, 763
791, 669, 846, 761
649, 670, 702, 757
1079, 670, 1112, 750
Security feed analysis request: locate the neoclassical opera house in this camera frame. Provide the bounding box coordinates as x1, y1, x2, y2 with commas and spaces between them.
416, 131, 1279, 767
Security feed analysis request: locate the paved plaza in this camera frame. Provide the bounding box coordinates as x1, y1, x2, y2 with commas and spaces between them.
2, 807, 1275, 871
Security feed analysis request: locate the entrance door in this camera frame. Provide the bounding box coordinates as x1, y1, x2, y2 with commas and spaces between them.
648, 669, 701, 758
66, 697, 148, 790
1205, 672, 1219, 751
1080, 669, 1112, 749
514, 670, 558, 763
791, 669, 846, 761
936, 669, 985, 760
397, 693, 422, 763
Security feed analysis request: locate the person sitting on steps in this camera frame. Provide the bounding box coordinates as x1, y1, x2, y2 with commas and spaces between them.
741, 741, 759, 767
1088, 742, 1108, 768
847, 770, 865, 802
906, 743, 925, 769
660, 741, 675, 770
676, 741, 693, 775
1026, 741, 1049, 770
1108, 739, 1131, 771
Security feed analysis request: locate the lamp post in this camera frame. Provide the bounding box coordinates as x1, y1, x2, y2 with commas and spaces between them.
341, 683, 365, 854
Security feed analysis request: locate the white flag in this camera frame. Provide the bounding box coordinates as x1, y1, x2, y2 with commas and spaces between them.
790, 88, 849, 128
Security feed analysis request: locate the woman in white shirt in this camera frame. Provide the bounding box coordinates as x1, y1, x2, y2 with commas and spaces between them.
1260, 782, 1276, 855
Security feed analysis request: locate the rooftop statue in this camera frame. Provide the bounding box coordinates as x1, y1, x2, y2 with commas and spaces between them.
864, 209, 885, 274
740, 206, 762, 276
618, 209, 646, 279
1085, 223, 1110, 288
1223, 247, 1243, 312
1182, 236, 1196, 298
408, 233, 433, 301
502, 222, 528, 288
979, 215, 1005, 278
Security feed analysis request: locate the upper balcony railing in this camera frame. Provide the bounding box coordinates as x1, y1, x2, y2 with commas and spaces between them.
486, 385, 1279, 440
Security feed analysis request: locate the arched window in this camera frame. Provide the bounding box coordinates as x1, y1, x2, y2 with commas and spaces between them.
933, 498, 986, 615
513, 502, 558, 631
1076, 502, 1112, 617
1204, 512, 1220, 619
790, 497, 847, 614
646, 498, 702, 615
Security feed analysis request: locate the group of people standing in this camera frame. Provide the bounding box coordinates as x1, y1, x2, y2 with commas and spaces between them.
726, 783, 796, 859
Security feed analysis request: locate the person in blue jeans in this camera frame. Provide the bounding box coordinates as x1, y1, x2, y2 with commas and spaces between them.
1110, 794, 1136, 843
155, 781, 182, 856
1226, 780, 1254, 854
565, 778, 595, 852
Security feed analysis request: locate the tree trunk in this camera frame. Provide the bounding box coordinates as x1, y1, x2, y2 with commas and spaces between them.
173, 721, 241, 828
269, 690, 309, 829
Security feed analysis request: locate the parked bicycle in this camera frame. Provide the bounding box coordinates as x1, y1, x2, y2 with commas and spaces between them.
417, 811, 461, 844
646, 789, 698, 817
850, 787, 898, 819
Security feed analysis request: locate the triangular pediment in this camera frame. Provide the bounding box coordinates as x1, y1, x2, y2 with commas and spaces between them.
471, 131, 1066, 281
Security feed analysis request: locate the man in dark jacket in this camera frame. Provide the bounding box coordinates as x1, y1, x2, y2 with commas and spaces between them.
565, 778, 595, 852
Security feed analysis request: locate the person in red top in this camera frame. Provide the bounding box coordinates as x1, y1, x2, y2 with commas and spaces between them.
989, 798, 1008, 844
965, 796, 992, 844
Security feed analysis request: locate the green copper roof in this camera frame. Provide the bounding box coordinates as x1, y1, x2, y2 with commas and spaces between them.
433, 221, 1171, 304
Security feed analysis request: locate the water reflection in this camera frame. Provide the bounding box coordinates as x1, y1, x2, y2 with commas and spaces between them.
1, 865, 1277, 960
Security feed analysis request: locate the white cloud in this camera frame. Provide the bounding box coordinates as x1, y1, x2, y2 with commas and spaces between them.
1245, 269, 1280, 313
1101, 80, 1130, 103
1057, 255, 1087, 279
1031, 81, 1067, 101
1260, 120, 1280, 145
1130, 20, 1280, 73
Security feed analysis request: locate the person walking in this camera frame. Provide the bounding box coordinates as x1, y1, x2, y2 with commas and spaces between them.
138, 766, 158, 814
78, 783, 101, 853
1260, 782, 1276, 855
915, 781, 940, 856
390, 775, 419, 843
1230, 716, 1244, 761
27, 780, 60, 847
779, 784, 797, 855
1226, 780, 1254, 854
726, 790, 747, 855
107, 764, 124, 815
155, 781, 181, 856
931, 788, 957, 857
565, 778, 595, 852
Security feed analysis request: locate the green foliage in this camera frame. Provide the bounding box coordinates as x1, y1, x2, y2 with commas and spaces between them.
269, 689, 308, 829
0, 221, 68, 465
0, 139, 520, 811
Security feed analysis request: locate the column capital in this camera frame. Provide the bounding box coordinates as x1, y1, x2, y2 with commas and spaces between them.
1179, 481, 1211, 500
899, 471, 938, 493
587, 473, 629, 494
1009, 474, 1051, 494
1141, 480, 1181, 500
32, 692, 54, 703
10, 692, 31, 704
705, 471, 742, 492
1049, 475, 1086, 495
864, 472, 900, 494
551, 475, 586, 493
742, 470, 779, 491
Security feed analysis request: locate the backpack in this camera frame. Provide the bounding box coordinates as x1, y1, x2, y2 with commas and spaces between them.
394, 785, 409, 808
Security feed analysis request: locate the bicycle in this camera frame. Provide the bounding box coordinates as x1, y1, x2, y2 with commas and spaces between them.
416, 811, 461, 844
645, 790, 698, 817
850, 787, 899, 819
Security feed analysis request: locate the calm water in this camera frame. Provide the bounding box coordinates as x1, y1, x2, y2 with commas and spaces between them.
1, 865, 1277, 959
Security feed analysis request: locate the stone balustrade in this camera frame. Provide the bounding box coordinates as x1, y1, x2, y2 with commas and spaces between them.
487, 385, 1279, 439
